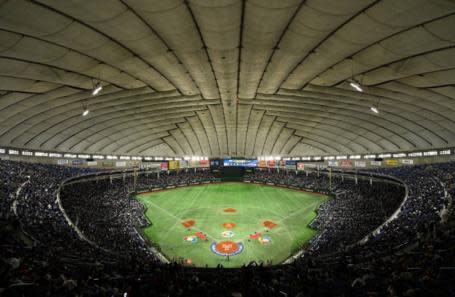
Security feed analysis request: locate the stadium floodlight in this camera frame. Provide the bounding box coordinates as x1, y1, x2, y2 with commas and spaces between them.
350, 81, 363, 92
9, 149, 19, 155
439, 149, 451, 155
92, 82, 103, 96
82, 109, 89, 116
370, 106, 379, 114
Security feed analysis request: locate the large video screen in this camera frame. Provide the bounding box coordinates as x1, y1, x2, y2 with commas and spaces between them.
223, 159, 257, 167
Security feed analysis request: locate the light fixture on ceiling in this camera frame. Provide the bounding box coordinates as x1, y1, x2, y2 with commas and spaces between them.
92, 82, 103, 96
350, 81, 363, 92
370, 97, 381, 114
81, 100, 89, 117
348, 58, 364, 92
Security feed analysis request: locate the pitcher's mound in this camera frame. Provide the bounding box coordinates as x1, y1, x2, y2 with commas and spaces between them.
223, 222, 236, 228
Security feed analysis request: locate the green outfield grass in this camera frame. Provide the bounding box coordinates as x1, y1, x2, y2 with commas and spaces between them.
136, 182, 327, 268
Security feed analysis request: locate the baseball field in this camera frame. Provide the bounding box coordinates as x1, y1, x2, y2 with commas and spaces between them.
136, 182, 327, 268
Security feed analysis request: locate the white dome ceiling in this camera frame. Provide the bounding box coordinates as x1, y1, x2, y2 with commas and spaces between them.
0, 0, 455, 157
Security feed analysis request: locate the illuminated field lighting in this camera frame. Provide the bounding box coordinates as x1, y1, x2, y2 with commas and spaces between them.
82, 109, 89, 116
370, 106, 379, 114
92, 83, 103, 95
350, 82, 363, 92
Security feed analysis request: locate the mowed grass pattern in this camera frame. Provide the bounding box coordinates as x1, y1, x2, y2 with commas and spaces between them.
136, 182, 327, 268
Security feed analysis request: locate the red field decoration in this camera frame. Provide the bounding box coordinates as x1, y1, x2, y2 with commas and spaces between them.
223, 208, 237, 213
263, 220, 277, 229
215, 241, 239, 254
181, 219, 195, 228
195, 231, 207, 240
249, 232, 262, 239
222, 222, 236, 228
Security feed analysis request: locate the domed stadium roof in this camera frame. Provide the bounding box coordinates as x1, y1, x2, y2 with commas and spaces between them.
0, 0, 454, 157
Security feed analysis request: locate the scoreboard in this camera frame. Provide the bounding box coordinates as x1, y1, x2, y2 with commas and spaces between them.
223, 159, 257, 167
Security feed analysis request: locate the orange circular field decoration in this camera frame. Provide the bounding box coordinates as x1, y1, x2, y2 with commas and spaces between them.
222, 222, 236, 228
181, 219, 195, 228
223, 208, 237, 213
215, 241, 239, 254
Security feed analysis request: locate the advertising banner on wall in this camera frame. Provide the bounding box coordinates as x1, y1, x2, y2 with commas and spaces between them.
340, 160, 353, 168
296, 162, 305, 171
258, 160, 267, 168
354, 161, 367, 168
102, 161, 115, 167
57, 159, 68, 165
210, 159, 220, 168
266, 160, 276, 168
168, 160, 179, 170
72, 159, 83, 166
370, 161, 382, 166
285, 160, 297, 170
140, 162, 161, 169
129, 160, 141, 168
305, 163, 325, 169
189, 160, 202, 168
328, 160, 339, 167
115, 161, 127, 167
199, 160, 209, 167
179, 160, 188, 168
87, 161, 97, 166
401, 159, 414, 165
385, 159, 399, 166
160, 162, 168, 171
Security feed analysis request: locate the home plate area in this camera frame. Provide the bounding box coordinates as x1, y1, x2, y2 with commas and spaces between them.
211, 241, 244, 256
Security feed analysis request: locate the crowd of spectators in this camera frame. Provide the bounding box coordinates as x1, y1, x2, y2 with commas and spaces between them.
309, 179, 404, 253
134, 169, 216, 191
244, 169, 406, 252
244, 169, 330, 192
1, 159, 454, 296
60, 179, 149, 256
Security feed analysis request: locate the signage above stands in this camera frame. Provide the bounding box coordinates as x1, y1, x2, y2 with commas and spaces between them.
223, 159, 257, 167
340, 160, 353, 168
0, 144, 453, 169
